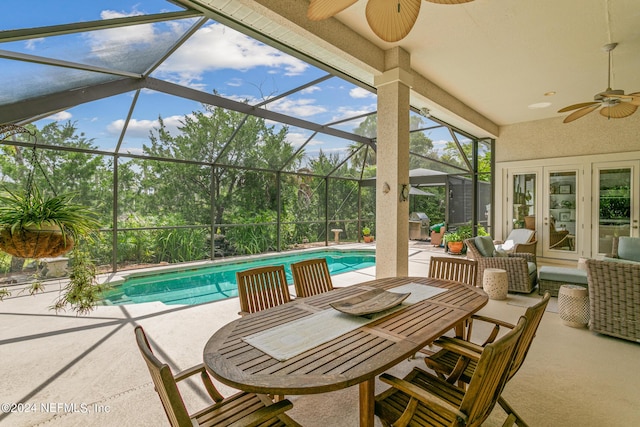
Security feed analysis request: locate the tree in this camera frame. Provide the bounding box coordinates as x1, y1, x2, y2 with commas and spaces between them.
138, 105, 300, 227
0, 122, 110, 224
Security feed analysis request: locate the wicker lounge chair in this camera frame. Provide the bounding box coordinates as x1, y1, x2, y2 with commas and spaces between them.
465, 236, 537, 293
585, 259, 640, 342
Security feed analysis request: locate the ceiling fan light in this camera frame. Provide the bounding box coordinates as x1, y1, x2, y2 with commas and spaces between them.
596, 89, 625, 100
560, 41, 637, 123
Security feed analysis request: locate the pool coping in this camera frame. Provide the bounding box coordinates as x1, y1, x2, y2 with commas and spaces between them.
100, 244, 375, 287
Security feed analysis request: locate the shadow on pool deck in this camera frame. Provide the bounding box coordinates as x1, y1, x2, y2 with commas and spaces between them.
0, 242, 455, 427
2, 241, 639, 426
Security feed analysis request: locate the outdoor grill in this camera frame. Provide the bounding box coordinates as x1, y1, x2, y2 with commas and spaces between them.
409, 212, 430, 240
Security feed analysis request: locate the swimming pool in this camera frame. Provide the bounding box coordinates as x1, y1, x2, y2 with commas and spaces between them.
101, 248, 375, 306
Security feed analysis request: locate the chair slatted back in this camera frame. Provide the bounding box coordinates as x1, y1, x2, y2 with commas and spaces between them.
460, 317, 526, 426
428, 256, 478, 287
291, 258, 334, 298
508, 291, 550, 379
134, 326, 191, 427
236, 265, 291, 314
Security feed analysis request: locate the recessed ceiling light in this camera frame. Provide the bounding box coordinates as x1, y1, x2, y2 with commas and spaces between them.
544, 91, 556, 96
528, 102, 552, 109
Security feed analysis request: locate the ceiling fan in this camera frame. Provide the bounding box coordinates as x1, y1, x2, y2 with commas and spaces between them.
307, 0, 474, 43
558, 43, 640, 124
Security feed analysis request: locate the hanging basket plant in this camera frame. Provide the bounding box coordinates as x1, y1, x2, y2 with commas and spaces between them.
0, 224, 74, 259
0, 124, 100, 259
0, 187, 99, 258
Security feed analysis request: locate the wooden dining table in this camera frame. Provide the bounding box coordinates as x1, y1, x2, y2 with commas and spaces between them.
203, 276, 488, 427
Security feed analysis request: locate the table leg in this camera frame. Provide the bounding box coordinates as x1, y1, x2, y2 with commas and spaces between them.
359, 378, 375, 427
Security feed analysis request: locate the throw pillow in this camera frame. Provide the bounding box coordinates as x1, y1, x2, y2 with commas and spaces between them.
475, 235, 495, 257
495, 249, 509, 257
431, 222, 445, 232
617, 237, 640, 262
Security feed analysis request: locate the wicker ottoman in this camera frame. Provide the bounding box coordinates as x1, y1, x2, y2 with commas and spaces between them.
558, 285, 590, 328
482, 268, 508, 300
538, 266, 588, 297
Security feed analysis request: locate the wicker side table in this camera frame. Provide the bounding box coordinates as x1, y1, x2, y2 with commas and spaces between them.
558, 285, 590, 328
482, 268, 508, 300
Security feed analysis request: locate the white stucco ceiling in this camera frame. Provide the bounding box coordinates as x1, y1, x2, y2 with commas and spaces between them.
196, 0, 640, 135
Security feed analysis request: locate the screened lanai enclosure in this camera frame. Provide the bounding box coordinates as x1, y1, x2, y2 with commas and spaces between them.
0, 0, 493, 279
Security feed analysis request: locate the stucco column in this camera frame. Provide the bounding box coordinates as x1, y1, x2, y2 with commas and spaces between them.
374, 48, 411, 278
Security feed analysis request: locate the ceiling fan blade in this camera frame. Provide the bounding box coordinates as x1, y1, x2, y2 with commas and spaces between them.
307, 0, 358, 20
366, 0, 421, 42
628, 92, 640, 106
562, 104, 601, 123
557, 101, 599, 113
425, 0, 474, 3
599, 102, 638, 119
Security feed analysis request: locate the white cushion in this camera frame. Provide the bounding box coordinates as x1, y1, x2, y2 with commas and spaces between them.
495, 229, 534, 252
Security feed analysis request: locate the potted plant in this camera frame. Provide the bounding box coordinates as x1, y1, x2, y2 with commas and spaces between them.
0, 186, 101, 259
362, 226, 374, 243
444, 231, 464, 254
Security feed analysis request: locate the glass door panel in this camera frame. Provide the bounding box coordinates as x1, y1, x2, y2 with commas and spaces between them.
545, 170, 578, 254
593, 163, 638, 255
512, 173, 536, 230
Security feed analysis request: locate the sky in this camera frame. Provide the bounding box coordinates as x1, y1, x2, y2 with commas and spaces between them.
1, 0, 464, 165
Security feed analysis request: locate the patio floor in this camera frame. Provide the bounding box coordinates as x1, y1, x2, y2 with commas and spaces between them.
1, 242, 639, 426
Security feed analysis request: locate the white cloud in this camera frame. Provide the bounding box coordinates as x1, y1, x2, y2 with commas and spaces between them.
24, 38, 44, 51
301, 86, 321, 94
224, 93, 262, 105
122, 147, 146, 156
304, 146, 350, 158
268, 98, 326, 118
46, 111, 72, 121
285, 132, 310, 148
326, 104, 376, 127
432, 139, 450, 152
107, 114, 187, 139
227, 78, 244, 87
158, 24, 308, 84
350, 87, 374, 99
86, 9, 158, 59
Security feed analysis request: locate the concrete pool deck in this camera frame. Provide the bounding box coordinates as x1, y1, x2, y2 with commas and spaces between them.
1, 242, 639, 426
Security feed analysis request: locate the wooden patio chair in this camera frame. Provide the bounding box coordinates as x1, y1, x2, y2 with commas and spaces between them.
134, 326, 300, 427
549, 218, 571, 249
236, 265, 292, 316
374, 317, 526, 427
424, 292, 551, 426
428, 256, 478, 287
291, 257, 334, 298
426, 257, 478, 342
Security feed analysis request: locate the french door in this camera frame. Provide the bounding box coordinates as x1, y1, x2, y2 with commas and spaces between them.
592, 161, 639, 256
542, 167, 581, 259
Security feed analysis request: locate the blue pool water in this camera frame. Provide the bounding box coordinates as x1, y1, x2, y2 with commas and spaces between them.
101, 249, 375, 306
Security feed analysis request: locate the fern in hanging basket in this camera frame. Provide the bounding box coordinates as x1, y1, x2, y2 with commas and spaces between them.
0, 186, 100, 259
